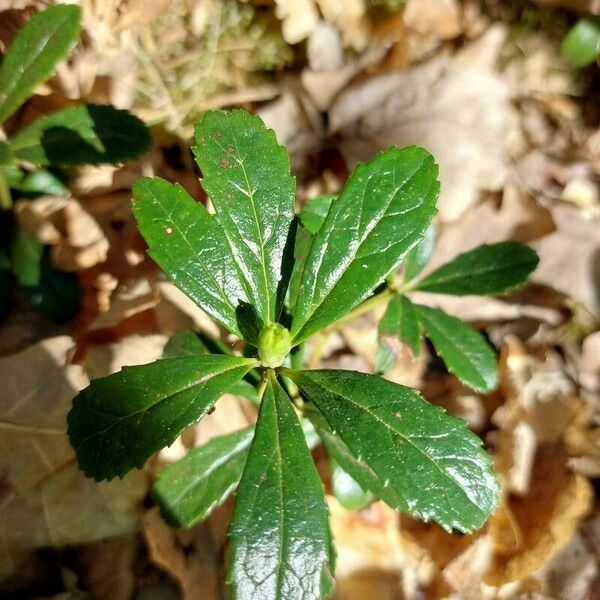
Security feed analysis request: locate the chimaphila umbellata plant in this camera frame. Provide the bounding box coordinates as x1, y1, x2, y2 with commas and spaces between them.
68, 109, 538, 600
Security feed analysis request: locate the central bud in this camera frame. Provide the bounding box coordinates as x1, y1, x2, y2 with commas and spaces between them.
258, 323, 291, 368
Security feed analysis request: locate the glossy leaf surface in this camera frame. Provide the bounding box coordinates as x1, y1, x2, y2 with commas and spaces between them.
0, 5, 80, 124
10, 104, 150, 166
330, 458, 373, 511
229, 377, 334, 599
404, 223, 436, 282
68, 354, 257, 481
153, 426, 254, 527
415, 242, 538, 296
291, 146, 438, 344
9, 228, 43, 287
288, 369, 498, 532
194, 110, 295, 323
414, 304, 498, 393
162, 329, 258, 403
379, 294, 421, 357
133, 177, 248, 336
299, 194, 335, 234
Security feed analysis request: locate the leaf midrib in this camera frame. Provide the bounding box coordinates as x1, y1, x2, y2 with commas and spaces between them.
76, 360, 254, 445
299, 374, 483, 518
138, 183, 239, 317
293, 155, 429, 341
419, 258, 534, 289
211, 135, 273, 323
416, 307, 488, 388
0, 10, 74, 121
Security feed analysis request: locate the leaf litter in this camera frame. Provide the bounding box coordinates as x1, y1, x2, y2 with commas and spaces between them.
0, 0, 599, 598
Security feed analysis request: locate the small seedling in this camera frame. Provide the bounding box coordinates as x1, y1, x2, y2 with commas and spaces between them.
0, 5, 150, 320
68, 109, 538, 600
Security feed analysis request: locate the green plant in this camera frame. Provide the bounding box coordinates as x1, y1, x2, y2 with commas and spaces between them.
561, 16, 600, 68
0, 4, 150, 320
68, 109, 538, 599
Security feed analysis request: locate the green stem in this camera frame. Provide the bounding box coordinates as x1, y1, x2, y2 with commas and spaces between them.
0, 170, 12, 210
325, 287, 394, 332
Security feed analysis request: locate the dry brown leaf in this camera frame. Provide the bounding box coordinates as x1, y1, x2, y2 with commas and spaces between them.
142, 507, 221, 600
82, 333, 166, 380
0, 337, 86, 495
424, 186, 555, 277
530, 203, 600, 314
487, 446, 593, 586
76, 535, 140, 600
330, 26, 518, 221
330, 498, 428, 600
543, 532, 599, 600
403, 0, 462, 40
15, 196, 109, 271
275, 0, 319, 43
0, 337, 148, 581
316, 0, 368, 50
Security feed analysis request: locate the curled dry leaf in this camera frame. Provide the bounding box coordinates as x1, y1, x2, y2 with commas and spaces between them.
0, 337, 148, 581
330, 26, 518, 221
15, 195, 109, 271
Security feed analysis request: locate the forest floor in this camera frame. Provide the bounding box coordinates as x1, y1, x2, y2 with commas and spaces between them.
0, 1, 599, 598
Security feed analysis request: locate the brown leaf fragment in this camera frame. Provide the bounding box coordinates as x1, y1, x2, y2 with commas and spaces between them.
15, 196, 109, 272
530, 204, 600, 314
0, 337, 148, 581
142, 507, 221, 600
330, 26, 518, 221
487, 446, 593, 586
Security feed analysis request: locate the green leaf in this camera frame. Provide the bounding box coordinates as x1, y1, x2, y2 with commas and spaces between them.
330, 458, 373, 511
404, 223, 436, 282
162, 329, 210, 358
24, 253, 80, 322
291, 146, 438, 344
19, 169, 68, 196
67, 354, 258, 481
229, 376, 334, 599
0, 5, 81, 124
561, 17, 600, 68
374, 342, 396, 375
415, 242, 539, 296
9, 104, 150, 166
299, 194, 335, 234
414, 304, 498, 393
162, 329, 258, 403
9, 228, 43, 287
153, 426, 254, 528
307, 406, 406, 509
193, 110, 296, 324
379, 294, 421, 357
287, 369, 499, 532
133, 176, 248, 337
